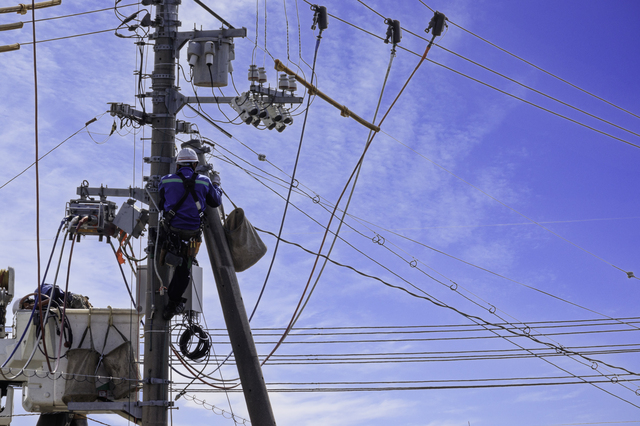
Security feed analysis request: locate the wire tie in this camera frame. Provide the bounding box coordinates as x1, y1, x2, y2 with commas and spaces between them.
409, 259, 417, 268
555, 346, 564, 354
372, 234, 385, 245
523, 325, 531, 335
611, 375, 619, 384
449, 281, 458, 291
591, 361, 598, 370
312, 195, 320, 204
488, 304, 496, 314
635, 388, 640, 396
292, 179, 299, 188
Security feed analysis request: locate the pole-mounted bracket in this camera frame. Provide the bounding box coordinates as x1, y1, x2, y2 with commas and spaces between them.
77, 185, 150, 205
138, 400, 175, 407
249, 84, 304, 103
143, 156, 174, 164
109, 102, 152, 125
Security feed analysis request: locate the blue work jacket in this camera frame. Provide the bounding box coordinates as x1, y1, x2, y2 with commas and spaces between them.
159, 167, 222, 230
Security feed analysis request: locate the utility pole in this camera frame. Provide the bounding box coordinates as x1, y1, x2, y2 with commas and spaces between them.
188, 140, 277, 425
142, 2, 277, 425
143, 1, 179, 425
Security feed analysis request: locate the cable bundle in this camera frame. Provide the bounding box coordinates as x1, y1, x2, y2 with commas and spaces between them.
179, 324, 211, 361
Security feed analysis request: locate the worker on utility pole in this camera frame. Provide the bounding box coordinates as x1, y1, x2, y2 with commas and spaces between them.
158, 147, 222, 320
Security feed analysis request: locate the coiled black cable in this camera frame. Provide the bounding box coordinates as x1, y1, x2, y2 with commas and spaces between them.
179, 324, 211, 361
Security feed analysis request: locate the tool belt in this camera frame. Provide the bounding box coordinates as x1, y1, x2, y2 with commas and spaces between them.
159, 224, 202, 267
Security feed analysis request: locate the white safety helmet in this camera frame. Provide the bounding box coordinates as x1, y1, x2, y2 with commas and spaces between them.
176, 148, 198, 166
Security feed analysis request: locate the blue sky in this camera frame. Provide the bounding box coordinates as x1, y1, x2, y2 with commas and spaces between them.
1, 0, 640, 425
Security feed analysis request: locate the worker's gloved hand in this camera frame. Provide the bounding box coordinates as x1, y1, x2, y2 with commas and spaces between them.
212, 172, 221, 186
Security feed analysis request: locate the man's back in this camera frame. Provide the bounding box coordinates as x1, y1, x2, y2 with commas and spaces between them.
159, 167, 221, 230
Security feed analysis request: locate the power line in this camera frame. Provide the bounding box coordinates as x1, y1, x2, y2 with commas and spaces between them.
20, 28, 117, 45
380, 130, 639, 282
357, 0, 640, 141
416, 0, 640, 122
323, 6, 640, 150
211, 138, 640, 335
0, 115, 102, 190
21, 3, 138, 23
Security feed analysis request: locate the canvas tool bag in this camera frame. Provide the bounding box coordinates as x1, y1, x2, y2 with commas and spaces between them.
100, 314, 140, 400
224, 208, 267, 272
62, 323, 100, 404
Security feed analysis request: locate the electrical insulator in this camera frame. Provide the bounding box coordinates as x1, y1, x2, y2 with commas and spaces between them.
267, 105, 283, 122
280, 108, 293, 125
258, 104, 269, 119
288, 76, 297, 92
258, 67, 267, 84
204, 41, 215, 66
278, 73, 289, 91
248, 65, 259, 82
187, 41, 202, 67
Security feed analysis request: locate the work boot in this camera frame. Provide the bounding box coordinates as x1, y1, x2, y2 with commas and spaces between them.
163, 298, 187, 321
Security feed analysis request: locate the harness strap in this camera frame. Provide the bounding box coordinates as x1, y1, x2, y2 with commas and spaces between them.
165, 170, 204, 226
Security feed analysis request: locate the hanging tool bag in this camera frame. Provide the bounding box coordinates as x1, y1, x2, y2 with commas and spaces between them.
101, 321, 140, 400
62, 324, 100, 404
224, 208, 267, 272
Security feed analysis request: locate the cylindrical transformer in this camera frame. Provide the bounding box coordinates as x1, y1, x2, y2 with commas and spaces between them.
192, 39, 233, 87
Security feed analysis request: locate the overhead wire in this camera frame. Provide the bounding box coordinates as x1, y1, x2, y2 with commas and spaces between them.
417, 0, 640, 122
249, 20, 326, 325
323, 6, 640, 150
214, 147, 640, 392
313, 6, 640, 280
210, 136, 640, 335
21, 3, 138, 23
379, 129, 639, 281
19, 28, 118, 45
358, 0, 640, 141
249, 223, 640, 399
29, 0, 54, 373
208, 141, 640, 401
292, 24, 399, 328
394, 21, 640, 141
0, 114, 103, 190
263, 2, 440, 365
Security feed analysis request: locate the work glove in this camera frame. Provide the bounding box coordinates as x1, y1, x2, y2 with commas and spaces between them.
212, 171, 221, 186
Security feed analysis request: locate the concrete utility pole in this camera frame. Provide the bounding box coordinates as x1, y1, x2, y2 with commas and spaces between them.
143, 1, 179, 425
143, 2, 276, 425
189, 140, 277, 426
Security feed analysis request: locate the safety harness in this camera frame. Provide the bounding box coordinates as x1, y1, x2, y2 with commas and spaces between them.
160, 170, 204, 268
163, 170, 205, 228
